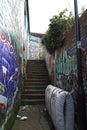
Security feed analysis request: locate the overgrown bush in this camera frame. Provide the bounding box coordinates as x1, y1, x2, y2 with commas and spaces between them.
42, 9, 74, 54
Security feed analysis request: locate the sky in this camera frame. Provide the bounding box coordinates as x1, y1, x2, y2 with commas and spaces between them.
29, 0, 87, 34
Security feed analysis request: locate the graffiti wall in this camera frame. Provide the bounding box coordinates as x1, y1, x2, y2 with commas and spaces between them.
43, 11, 87, 126
44, 33, 87, 110
56, 28, 87, 107
0, 34, 19, 126
0, 0, 28, 128
29, 35, 44, 60
56, 45, 77, 92
55, 45, 78, 111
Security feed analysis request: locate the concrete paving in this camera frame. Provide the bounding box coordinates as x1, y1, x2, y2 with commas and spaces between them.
12, 105, 55, 130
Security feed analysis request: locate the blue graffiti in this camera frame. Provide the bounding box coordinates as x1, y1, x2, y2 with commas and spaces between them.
0, 36, 19, 109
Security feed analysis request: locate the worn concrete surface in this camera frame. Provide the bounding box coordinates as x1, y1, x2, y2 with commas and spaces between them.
12, 105, 55, 130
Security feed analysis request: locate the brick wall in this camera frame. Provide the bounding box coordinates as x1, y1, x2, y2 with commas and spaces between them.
56, 9, 87, 107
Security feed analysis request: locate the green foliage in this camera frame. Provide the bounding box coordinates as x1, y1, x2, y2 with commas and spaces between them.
42, 9, 74, 54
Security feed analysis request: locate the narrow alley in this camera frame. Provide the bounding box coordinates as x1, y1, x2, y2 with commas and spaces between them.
12, 105, 53, 130
12, 60, 53, 130
0, 0, 87, 130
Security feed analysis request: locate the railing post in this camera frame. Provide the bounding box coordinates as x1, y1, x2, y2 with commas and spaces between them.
74, 0, 87, 129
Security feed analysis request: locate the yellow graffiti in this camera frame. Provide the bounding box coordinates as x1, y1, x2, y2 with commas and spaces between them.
0, 86, 5, 92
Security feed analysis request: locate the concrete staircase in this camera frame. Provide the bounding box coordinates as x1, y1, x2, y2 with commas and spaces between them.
21, 60, 50, 105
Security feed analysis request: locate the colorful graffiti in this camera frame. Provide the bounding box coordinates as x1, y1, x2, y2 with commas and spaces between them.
56, 37, 87, 105
56, 46, 78, 102
29, 35, 44, 60
29, 42, 39, 59
0, 34, 19, 113
39, 43, 44, 59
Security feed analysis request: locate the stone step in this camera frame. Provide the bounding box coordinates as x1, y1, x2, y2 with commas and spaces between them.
26, 70, 48, 73
21, 99, 45, 105
27, 65, 46, 67
21, 60, 50, 105
26, 66, 46, 71
24, 81, 50, 86
25, 77, 50, 81
27, 60, 45, 64
26, 71, 48, 74
27, 64, 46, 68
21, 93, 45, 99
26, 66, 46, 69
26, 74, 49, 77
22, 89, 45, 94
26, 73, 49, 77
23, 85, 47, 90
24, 79, 50, 82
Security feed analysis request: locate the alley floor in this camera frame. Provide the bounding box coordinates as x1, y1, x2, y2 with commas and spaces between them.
12, 105, 55, 130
